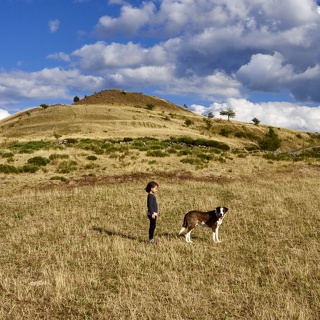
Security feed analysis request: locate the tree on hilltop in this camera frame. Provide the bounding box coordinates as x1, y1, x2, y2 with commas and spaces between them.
220, 108, 235, 121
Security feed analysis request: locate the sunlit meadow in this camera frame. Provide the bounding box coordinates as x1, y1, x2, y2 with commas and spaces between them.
1, 168, 319, 319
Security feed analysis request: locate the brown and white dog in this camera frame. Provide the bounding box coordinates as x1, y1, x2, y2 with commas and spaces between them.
178, 207, 228, 243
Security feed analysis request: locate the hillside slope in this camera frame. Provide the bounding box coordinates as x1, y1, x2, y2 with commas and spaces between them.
0, 89, 319, 151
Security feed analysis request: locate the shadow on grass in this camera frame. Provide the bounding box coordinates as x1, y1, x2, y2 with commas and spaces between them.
91, 227, 189, 242
91, 226, 144, 242
158, 232, 180, 238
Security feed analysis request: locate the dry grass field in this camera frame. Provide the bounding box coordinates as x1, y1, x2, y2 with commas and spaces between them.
0, 90, 320, 319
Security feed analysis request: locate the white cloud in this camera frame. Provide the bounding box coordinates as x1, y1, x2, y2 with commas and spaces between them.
47, 52, 71, 62
72, 41, 168, 70
108, 0, 128, 5
95, 2, 155, 36
49, 19, 60, 33
90, 0, 320, 106
0, 68, 104, 105
0, 109, 10, 120
189, 99, 320, 132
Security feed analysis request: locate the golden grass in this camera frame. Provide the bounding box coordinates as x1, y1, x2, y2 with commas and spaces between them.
1, 167, 319, 319
0, 91, 320, 318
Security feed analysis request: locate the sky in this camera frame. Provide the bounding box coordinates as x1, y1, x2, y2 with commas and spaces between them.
1, 0, 320, 132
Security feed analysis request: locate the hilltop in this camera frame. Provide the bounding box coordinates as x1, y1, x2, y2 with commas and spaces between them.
75, 89, 190, 113
0, 89, 196, 141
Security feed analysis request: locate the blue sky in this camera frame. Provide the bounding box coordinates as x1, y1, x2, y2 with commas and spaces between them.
1, 0, 320, 132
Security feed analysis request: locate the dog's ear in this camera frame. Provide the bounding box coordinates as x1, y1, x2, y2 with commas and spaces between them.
215, 206, 221, 212
224, 207, 228, 213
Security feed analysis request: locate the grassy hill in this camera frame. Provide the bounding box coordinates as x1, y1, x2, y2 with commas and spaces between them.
1, 89, 319, 150
0, 89, 319, 319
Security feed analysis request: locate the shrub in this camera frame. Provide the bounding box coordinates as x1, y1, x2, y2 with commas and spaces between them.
50, 176, 67, 181
27, 156, 50, 166
166, 148, 177, 154
177, 149, 192, 156
9, 141, 52, 153
64, 138, 78, 144
219, 128, 231, 137
146, 104, 155, 110
184, 119, 194, 127
263, 153, 293, 161
84, 163, 99, 169
0, 152, 14, 158
57, 161, 77, 174
168, 137, 230, 151
146, 150, 169, 157
207, 148, 222, 154
20, 164, 40, 173
259, 128, 281, 151
234, 131, 259, 141
300, 148, 320, 158
0, 164, 19, 174
49, 154, 69, 160
196, 153, 213, 161
180, 158, 202, 165
87, 155, 98, 161
203, 118, 212, 130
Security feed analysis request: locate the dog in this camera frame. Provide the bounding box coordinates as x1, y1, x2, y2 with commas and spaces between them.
178, 207, 228, 243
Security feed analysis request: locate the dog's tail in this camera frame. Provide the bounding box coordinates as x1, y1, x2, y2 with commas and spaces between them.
182, 215, 188, 228
178, 215, 188, 235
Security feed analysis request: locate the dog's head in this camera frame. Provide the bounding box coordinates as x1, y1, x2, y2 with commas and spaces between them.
215, 207, 228, 218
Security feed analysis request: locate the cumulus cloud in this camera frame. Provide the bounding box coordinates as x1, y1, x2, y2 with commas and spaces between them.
71, 40, 242, 100
189, 99, 320, 132
0, 68, 104, 107
72, 41, 168, 70
49, 19, 60, 33
95, 2, 155, 37
0, 109, 10, 120
90, 0, 320, 106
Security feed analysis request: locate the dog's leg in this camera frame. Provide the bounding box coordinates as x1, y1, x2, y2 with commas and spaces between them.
213, 226, 221, 243
178, 227, 186, 235
185, 231, 193, 243
185, 227, 195, 243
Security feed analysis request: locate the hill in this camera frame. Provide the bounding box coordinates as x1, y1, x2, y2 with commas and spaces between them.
0, 89, 319, 151
0, 88, 320, 194
0, 89, 195, 141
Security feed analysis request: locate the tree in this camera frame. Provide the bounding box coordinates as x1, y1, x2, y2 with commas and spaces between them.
207, 112, 214, 118
252, 117, 260, 125
220, 108, 235, 121
259, 127, 281, 151
73, 96, 80, 103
